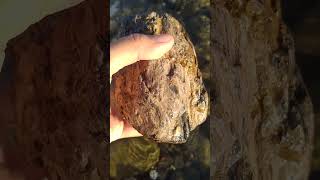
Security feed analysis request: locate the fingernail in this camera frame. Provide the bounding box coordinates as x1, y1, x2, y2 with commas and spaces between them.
152, 34, 174, 43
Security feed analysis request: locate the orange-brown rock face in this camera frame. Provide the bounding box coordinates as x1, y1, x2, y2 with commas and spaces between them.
111, 12, 209, 143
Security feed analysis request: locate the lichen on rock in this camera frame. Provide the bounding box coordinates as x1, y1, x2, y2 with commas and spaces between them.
111, 12, 209, 143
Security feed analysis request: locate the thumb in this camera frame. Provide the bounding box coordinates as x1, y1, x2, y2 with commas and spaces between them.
110, 33, 174, 76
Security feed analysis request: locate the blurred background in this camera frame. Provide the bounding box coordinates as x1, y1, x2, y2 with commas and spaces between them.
0, 0, 84, 179
0, 0, 84, 69
282, 0, 320, 179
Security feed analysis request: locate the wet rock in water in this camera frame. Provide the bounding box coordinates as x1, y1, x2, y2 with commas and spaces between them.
111, 12, 209, 143
110, 137, 160, 178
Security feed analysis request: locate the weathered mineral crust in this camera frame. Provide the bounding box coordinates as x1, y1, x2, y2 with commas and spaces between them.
111, 12, 209, 143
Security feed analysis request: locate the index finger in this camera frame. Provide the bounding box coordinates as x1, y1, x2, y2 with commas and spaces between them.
110, 33, 174, 76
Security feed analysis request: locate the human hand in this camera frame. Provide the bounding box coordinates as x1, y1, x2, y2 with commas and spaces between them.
110, 33, 174, 142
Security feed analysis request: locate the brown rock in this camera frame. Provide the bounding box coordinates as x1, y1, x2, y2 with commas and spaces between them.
111, 12, 209, 143
0, 0, 108, 180
210, 1, 314, 179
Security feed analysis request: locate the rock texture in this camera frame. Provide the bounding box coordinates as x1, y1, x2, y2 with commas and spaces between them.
109, 1, 211, 179
210, 0, 314, 179
0, 0, 107, 180
111, 12, 209, 143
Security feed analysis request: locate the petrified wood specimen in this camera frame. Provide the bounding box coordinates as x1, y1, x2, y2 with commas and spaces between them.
111, 12, 209, 143
0, 0, 107, 180
210, 0, 314, 179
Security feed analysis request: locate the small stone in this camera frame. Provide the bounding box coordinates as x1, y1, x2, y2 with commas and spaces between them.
111, 12, 209, 143
149, 169, 159, 180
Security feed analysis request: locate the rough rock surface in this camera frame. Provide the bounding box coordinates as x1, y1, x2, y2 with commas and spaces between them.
0, 0, 107, 180
111, 12, 209, 143
109, 1, 211, 179
210, 0, 314, 179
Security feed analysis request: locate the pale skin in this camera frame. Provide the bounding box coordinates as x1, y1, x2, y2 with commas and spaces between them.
110, 33, 174, 142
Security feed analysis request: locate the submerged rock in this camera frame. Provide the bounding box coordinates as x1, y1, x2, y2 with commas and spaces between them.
111, 12, 209, 143
110, 138, 160, 178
